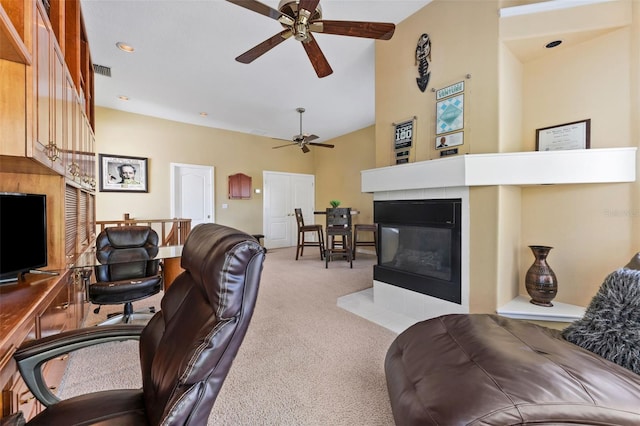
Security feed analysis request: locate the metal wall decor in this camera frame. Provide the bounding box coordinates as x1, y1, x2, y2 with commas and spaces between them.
415, 34, 431, 92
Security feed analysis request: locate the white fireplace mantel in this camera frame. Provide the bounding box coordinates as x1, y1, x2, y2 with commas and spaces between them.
361, 148, 636, 192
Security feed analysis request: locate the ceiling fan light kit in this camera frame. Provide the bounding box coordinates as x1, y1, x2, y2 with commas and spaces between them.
226, 0, 396, 78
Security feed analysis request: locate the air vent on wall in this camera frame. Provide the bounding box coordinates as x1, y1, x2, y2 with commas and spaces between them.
93, 64, 112, 77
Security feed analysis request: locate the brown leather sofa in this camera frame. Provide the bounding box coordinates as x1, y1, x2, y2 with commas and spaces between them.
385, 314, 640, 425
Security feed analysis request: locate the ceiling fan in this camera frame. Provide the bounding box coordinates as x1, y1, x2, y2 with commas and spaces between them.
226, 0, 396, 78
273, 107, 334, 153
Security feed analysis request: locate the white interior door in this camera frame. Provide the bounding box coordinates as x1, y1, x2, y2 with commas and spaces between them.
170, 163, 214, 227
263, 171, 315, 249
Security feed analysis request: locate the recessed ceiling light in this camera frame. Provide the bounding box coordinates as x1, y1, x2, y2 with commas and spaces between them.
545, 40, 562, 49
116, 42, 135, 53
118, 95, 129, 101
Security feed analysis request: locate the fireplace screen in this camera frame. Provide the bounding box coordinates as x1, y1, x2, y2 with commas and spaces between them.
379, 225, 452, 282
374, 198, 461, 304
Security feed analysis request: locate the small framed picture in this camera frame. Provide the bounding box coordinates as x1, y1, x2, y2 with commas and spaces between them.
99, 154, 148, 192
536, 119, 591, 151
435, 132, 463, 149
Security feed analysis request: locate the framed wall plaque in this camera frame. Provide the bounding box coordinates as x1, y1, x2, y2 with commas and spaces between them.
536, 119, 591, 151
394, 119, 414, 149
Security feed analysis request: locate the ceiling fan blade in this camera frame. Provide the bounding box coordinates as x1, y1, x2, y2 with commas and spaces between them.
310, 20, 395, 40
236, 30, 292, 64
272, 143, 297, 149
298, 0, 320, 15
303, 134, 320, 142
301, 144, 311, 154
308, 142, 335, 148
302, 33, 333, 78
226, 0, 294, 25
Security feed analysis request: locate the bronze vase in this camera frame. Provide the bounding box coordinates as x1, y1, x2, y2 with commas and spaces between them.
525, 245, 558, 307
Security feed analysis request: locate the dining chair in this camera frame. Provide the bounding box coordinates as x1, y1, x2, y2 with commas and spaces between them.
325, 207, 353, 268
353, 223, 378, 259
294, 208, 325, 260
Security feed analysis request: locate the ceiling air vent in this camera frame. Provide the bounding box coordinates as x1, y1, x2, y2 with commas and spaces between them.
93, 64, 112, 77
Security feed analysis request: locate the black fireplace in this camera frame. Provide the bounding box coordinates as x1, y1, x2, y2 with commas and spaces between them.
373, 199, 462, 304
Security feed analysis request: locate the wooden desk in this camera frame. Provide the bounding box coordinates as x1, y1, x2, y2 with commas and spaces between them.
0, 271, 80, 419
72, 245, 184, 292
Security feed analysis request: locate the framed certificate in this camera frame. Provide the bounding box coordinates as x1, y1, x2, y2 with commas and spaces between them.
536, 119, 591, 151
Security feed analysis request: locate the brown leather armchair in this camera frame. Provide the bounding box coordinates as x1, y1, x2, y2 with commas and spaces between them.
11, 223, 266, 425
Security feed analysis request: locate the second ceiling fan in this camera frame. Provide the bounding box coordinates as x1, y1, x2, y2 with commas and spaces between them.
273, 107, 334, 153
226, 0, 396, 78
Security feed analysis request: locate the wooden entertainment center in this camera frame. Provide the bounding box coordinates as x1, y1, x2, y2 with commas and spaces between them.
0, 0, 95, 420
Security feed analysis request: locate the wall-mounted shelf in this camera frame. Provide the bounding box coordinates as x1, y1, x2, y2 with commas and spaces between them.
497, 295, 585, 323
362, 147, 637, 193
0, 4, 31, 64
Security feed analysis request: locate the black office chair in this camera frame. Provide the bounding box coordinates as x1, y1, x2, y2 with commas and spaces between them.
325, 207, 353, 268
11, 223, 265, 425
89, 226, 163, 325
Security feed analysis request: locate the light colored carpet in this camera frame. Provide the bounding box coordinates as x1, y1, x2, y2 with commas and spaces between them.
58, 247, 397, 425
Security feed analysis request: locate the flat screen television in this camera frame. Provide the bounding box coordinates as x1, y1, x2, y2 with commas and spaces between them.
0, 192, 48, 283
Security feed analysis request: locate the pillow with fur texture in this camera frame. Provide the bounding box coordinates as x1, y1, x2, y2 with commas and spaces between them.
562, 267, 640, 375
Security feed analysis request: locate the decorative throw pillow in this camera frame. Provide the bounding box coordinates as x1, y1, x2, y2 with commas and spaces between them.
562, 266, 640, 375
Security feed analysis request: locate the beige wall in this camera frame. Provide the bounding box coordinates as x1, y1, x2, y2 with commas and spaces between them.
314, 126, 375, 224
376, 0, 500, 167
375, 0, 640, 311
94, 108, 376, 236
518, 22, 638, 305
95, 107, 317, 236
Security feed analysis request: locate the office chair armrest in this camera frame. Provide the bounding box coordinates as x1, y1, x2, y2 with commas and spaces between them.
14, 325, 144, 408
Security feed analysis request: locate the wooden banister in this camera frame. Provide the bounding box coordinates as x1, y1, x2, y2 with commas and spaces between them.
96, 218, 192, 246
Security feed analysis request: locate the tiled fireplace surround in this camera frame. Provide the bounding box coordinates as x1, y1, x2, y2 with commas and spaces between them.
338, 148, 636, 333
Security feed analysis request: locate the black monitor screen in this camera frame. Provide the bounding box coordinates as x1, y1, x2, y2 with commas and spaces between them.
0, 193, 47, 283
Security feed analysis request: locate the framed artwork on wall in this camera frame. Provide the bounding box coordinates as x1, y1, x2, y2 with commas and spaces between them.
436, 94, 464, 135
99, 154, 149, 192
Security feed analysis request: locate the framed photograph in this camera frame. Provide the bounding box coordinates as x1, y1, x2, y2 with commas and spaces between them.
435, 132, 463, 149
536, 119, 591, 151
436, 94, 464, 135
99, 154, 148, 192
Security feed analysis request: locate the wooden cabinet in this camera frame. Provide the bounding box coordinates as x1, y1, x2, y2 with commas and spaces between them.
1, 0, 94, 173
229, 173, 252, 199
0, 0, 95, 420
